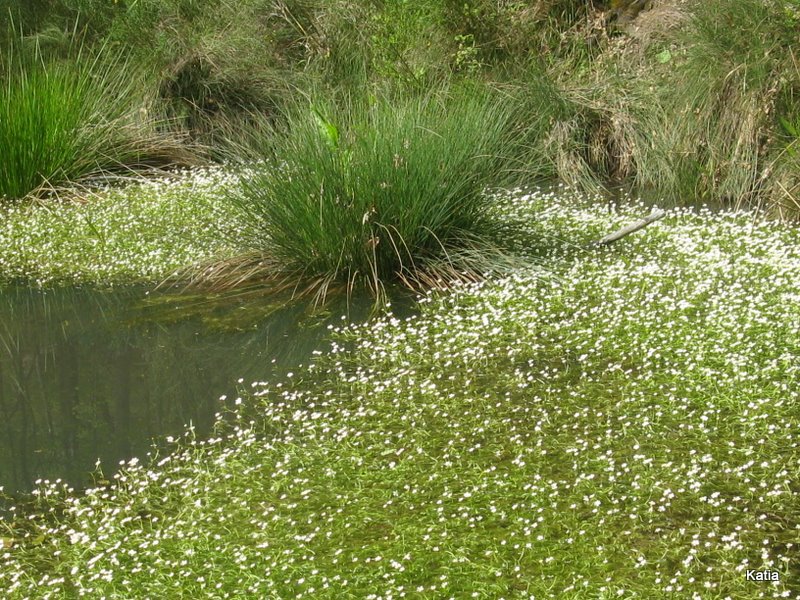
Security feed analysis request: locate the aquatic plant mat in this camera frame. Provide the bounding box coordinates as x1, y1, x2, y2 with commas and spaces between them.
2, 189, 800, 598
0, 167, 242, 286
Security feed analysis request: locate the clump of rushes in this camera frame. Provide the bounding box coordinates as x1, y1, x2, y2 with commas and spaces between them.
204, 87, 531, 302
0, 35, 191, 201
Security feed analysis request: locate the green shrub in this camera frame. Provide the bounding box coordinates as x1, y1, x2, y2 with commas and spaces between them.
216, 86, 531, 300
0, 37, 189, 201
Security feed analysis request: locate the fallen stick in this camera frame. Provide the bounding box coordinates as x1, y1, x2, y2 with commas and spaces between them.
593, 208, 666, 247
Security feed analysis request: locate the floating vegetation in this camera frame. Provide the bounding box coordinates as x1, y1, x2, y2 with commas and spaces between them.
2, 188, 799, 598
0, 167, 242, 286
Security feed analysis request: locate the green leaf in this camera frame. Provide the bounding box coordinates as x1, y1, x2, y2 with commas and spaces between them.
656, 49, 672, 64
311, 106, 339, 149
779, 116, 799, 138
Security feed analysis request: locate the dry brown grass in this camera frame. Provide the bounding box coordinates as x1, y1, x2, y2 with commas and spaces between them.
624, 0, 691, 49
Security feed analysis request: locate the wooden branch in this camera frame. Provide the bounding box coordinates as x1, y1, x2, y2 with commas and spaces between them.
594, 208, 666, 247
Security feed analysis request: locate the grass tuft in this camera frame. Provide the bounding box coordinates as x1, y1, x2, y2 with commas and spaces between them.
204, 87, 535, 301
656, 0, 800, 210
0, 33, 191, 201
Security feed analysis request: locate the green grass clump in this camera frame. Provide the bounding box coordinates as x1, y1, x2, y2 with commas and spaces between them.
216, 87, 532, 300
0, 40, 187, 201
3, 189, 800, 598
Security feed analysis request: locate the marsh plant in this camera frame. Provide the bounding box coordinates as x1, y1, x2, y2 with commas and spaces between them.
209, 87, 532, 301
0, 35, 188, 201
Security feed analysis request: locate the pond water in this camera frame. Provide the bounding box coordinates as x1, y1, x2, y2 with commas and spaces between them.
0, 285, 409, 495
607, 183, 731, 213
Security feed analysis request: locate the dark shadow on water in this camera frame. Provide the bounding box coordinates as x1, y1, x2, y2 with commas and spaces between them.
604, 182, 730, 213
0, 284, 417, 499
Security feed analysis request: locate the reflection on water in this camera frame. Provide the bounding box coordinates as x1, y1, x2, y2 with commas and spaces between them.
0, 285, 409, 494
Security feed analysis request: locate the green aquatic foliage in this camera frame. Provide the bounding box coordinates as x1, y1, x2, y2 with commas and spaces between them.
0, 167, 242, 285
3, 190, 800, 597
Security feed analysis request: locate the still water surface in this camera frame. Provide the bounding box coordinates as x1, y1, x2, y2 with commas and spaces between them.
0, 285, 404, 494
